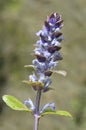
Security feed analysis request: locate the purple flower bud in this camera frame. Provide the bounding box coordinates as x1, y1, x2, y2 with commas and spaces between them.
41, 102, 56, 113
24, 98, 35, 111
35, 54, 46, 62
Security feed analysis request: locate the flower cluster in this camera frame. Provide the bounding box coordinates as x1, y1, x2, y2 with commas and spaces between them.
29, 13, 63, 92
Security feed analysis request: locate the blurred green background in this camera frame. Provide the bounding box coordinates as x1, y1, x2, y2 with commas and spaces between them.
0, 0, 86, 130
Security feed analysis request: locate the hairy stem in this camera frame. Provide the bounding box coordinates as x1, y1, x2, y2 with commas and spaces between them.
35, 90, 41, 114
34, 115, 40, 130
34, 90, 41, 130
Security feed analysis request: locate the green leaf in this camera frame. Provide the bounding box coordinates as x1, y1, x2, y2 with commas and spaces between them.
2, 95, 31, 112
53, 70, 67, 76
24, 65, 35, 71
22, 80, 44, 90
41, 109, 72, 117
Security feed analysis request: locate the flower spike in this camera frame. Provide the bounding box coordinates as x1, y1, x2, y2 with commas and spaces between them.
27, 13, 64, 92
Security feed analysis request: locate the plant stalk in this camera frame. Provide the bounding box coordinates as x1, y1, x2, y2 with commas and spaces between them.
34, 115, 40, 130
34, 90, 41, 130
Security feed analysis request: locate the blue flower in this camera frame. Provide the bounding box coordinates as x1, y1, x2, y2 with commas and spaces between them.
29, 13, 63, 91
24, 98, 35, 111
40, 102, 56, 113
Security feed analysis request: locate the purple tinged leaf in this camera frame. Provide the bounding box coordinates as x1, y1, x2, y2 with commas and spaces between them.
49, 13, 55, 19
40, 34, 48, 43
55, 32, 62, 38
44, 70, 53, 76
57, 35, 64, 42
51, 32, 62, 40
44, 21, 50, 32
35, 54, 46, 62
48, 46, 61, 53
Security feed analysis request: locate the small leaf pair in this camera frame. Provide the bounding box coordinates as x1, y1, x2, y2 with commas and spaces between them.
2, 95, 72, 118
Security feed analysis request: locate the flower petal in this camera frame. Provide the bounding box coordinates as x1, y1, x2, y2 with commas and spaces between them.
41, 102, 56, 113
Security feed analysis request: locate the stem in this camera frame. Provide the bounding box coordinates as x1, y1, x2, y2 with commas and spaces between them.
34, 115, 40, 130
35, 90, 41, 114
34, 90, 42, 130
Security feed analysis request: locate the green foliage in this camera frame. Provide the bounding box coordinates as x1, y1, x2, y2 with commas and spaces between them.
2, 95, 31, 112
41, 109, 72, 118
22, 80, 44, 90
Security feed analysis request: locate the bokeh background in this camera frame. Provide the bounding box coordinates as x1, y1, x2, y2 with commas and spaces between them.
0, 0, 86, 130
